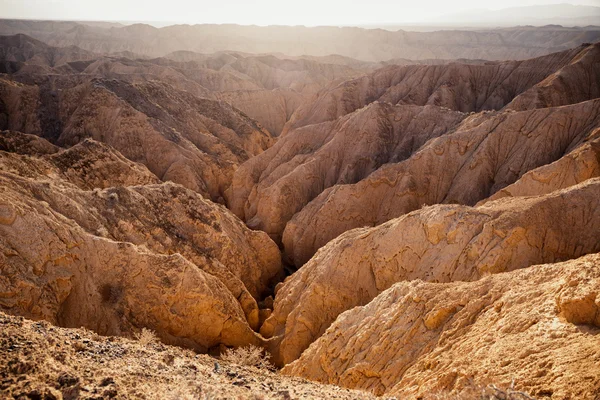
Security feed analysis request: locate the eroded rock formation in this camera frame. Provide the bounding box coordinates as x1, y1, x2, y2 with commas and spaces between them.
229, 44, 600, 265
283, 44, 597, 133
265, 179, 600, 365
283, 99, 600, 266
228, 103, 466, 243
0, 131, 281, 347
0, 29, 599, 399
283, 252, 600, 398
0, 75, 273, 201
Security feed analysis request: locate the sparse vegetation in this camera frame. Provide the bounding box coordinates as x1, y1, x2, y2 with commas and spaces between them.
480, 384, 535, 400
423, 381, 536, 400
220, 345, 274, 370
134, 327, 159, 345
1, 312, 375, 399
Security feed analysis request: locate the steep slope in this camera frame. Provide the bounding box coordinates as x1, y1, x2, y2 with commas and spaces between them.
0, 34, 370, 138
0, 33, 95, 73
283, 99, 600, 266
0, 75, 273, 201
228, 44, 600, 261
284, 44, 596, 133
507, 42, 600, 111
0, 131, 281, 347
283, 252, 600, 398
153, 52, 368, 135
227, 103, 466, 243
264, 179, 600, 365
480, 140, 600, 204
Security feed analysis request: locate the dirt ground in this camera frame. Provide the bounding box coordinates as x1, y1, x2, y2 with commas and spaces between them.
0, 312, 381, 400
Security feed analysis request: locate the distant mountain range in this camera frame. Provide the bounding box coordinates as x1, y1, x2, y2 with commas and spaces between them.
426, 4, 600, 28
0, 19, 599, 62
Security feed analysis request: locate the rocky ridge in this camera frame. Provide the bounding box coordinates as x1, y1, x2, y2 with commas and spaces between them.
264, 179, 600, 365
228, 43, 600, 265
0, 131, 281, 350
283, 252, 600, 398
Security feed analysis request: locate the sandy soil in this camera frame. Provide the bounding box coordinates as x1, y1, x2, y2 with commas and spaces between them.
0, 312, 381, 400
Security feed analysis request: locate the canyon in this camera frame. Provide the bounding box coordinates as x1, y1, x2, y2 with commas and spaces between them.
0, 20, 599, 399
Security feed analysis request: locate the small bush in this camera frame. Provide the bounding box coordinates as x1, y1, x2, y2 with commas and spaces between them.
220, 345, 273, 370
135, 328, 159, 346
425, 381, 535, 400
480, 384, 535, 400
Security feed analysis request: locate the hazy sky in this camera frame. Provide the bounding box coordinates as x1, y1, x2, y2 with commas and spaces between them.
1, 0, 599, 26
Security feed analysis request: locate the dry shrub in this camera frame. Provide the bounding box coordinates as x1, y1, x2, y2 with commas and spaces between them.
423, 381, 536, 400
135, 328, 159, 346
220, 345, 273, 370
480, 384, 535, 400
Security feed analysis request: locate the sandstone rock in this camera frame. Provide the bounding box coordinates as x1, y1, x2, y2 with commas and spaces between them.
480, 136, 600, 204
0, 130, 59, 155
283, 98, 600, 266
0, 131, 159, 189
48, 138, 161, 189
227, 103, 466, 243
282, 252, 600, 398
0, 134, 282, 339
0, 76, 274, 201
265, 179, 600, 365
507, 42, 600, 111
0, 191, 262, 351
284, 44, 593, 133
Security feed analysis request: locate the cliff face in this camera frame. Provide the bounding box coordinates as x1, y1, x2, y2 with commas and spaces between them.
282, 252, 600, 399
0, 131, 281, 349
227, 44, 600, 266
264, 179, 600, 365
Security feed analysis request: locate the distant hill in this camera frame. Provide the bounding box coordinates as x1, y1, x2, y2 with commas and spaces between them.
0, 19, 599, 61
427, 4, 600, 28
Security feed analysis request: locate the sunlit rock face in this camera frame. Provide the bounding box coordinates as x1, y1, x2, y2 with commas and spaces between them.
0, 131, 282, 349
283, 252, 600, 399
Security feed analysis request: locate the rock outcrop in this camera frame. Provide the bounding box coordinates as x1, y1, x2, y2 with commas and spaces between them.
507, 42, 600, 111
0, 131, 282, 347
229, 44, 600, 263
0, 75, 274, 201
284, 43, 596, 133
263, 179, 600, 365
480, 138, 600, 204
1, 28, 599, 399
227, 103, 466, 243
283, 252, 600, 398
283, 99, 600, 266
